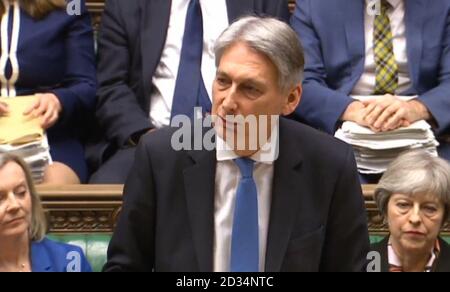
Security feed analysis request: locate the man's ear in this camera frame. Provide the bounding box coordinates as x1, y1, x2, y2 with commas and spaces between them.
281, 84, 302, 116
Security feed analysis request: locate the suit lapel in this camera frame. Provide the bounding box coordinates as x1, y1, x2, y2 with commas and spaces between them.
434, 238, 450, 272
373, 237, 391, 272
404, 0, 425, 89
226, 0, 255, 23
344, 0, 366, 91
265, 120, 304, 272
140, 0, 171, 112
184, 149, 216, 272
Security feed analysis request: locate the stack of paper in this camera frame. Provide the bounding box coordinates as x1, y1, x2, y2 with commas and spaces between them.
0, 96, 52, 183
335, 120, 439, 174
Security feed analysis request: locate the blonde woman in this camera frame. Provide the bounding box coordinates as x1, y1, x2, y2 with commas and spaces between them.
0, 153, 91, 272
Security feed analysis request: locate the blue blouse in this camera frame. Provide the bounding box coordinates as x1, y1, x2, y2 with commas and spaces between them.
31, 237, 92, 272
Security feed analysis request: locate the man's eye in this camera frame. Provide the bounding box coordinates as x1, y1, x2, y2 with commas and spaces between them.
244, 85, 260, 95
216, 78, 229, 86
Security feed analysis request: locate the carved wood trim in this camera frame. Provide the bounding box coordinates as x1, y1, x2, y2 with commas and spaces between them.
38, 185, 123, 234
38, 184, 450, 235
39, 184, 450, 236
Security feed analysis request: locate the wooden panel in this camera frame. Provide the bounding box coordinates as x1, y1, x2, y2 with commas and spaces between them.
38, 185, 123, 234
38, 184, 450, 236
86, 0, 103, 31
86, 0, 297, 13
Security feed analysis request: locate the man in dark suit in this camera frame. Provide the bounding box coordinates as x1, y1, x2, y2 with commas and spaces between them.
291, 0, 450, 162
89, 0, 290, 183
104, 16, 370, 272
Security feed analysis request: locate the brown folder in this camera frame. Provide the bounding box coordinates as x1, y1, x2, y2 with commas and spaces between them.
0, 95, 43, 145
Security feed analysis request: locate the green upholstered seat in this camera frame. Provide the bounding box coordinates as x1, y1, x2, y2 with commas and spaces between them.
46, 234, 450, 272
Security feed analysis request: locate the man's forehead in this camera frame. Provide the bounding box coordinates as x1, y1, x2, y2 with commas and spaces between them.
216, 67, 266, 84
220, 42, 271, 64
218, 49, 273, 75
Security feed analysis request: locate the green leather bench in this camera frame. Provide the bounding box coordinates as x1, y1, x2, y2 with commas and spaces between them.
47, 234, 450, 272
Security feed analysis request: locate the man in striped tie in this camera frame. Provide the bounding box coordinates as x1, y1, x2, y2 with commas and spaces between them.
291, 0, 450, 171
104, 16, 370, 272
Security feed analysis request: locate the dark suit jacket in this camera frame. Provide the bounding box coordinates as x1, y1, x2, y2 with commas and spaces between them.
371, 236, 450, 272
93, 0, 290, 165
291, 0, 450, 136
104, 118, 370, 272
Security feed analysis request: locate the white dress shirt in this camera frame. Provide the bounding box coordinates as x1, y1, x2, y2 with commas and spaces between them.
213, 127, 279, 272
149, 0, 229, 129
352, 0, 411, 96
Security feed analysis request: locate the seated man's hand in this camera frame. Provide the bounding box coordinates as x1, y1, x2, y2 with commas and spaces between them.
0, 101, 9, 116
23, 93, 62, 130
341, 101, 370, 127
363, 95, 430, 132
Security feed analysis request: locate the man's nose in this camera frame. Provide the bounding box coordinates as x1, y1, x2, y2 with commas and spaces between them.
222, 87, 238, 113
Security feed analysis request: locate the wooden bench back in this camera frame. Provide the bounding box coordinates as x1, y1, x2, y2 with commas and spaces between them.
38, 184, 450, 236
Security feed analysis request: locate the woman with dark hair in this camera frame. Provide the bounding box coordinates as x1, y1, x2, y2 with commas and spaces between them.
371, 150, 450, 272
0, 0, 96, 183
0, 153, 91, 272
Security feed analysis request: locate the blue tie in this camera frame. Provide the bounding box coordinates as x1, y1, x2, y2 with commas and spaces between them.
171, 0, 212, 121
230, 158, 259, 272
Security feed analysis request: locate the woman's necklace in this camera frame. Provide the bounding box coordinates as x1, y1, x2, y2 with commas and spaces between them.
0, 262, 29, 272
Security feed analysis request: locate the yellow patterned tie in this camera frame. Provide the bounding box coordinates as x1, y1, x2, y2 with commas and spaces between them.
373, 0, 398, 94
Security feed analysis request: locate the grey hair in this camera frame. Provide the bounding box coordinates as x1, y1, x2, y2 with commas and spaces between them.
0, 153, 47, 241
374, 150, 450, 223
214, 16, 304, 92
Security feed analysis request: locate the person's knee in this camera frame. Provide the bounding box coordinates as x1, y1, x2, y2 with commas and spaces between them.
43, 162, 81, 185
89, 148, 136, 184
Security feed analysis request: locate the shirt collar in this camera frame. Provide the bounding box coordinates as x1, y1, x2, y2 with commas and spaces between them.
216, 119, 279, 165
388, 237, 440, 272
366, 0, 402, 10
